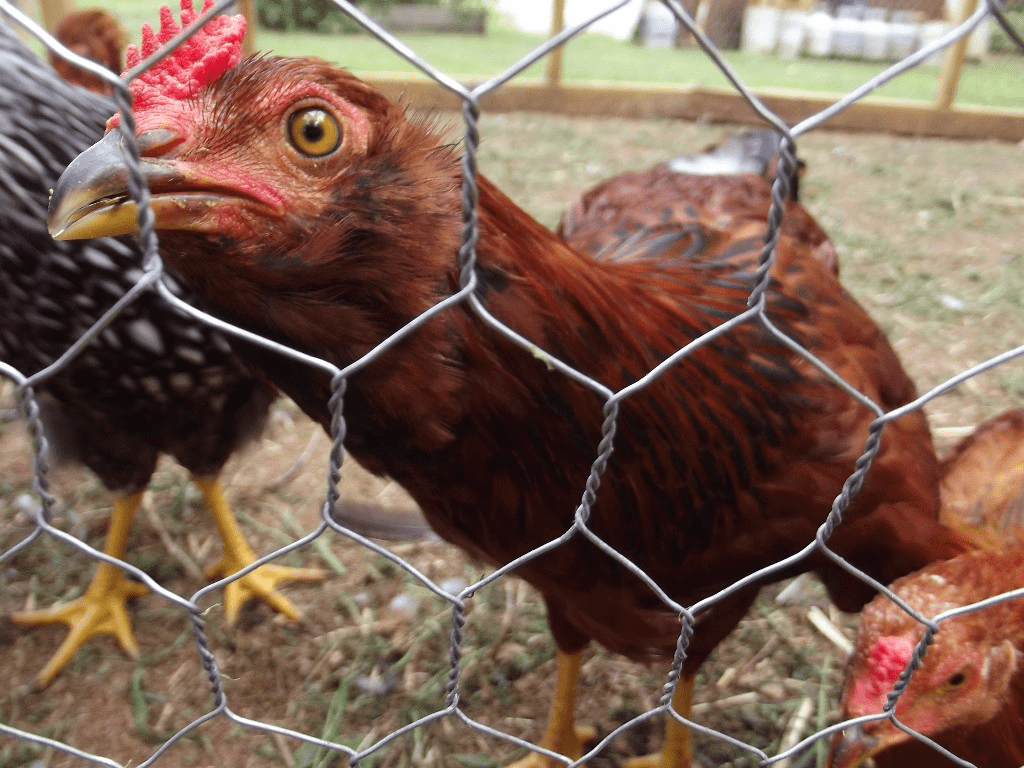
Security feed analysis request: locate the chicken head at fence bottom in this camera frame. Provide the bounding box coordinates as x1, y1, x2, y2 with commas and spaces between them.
831, 408, 1024, 768
831, 545, 1024, 768
49, 6, 969, 765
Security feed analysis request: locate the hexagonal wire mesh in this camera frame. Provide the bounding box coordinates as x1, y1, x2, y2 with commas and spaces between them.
1, 0, 1023, 766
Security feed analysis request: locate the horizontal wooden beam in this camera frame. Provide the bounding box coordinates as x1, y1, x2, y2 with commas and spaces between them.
359, 74, 1024, 142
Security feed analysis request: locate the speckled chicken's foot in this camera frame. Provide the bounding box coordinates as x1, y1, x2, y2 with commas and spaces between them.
196, 476, 324, 623
14, 491, 149, 688
507, 648, 597, 768
623, 676, 697, 768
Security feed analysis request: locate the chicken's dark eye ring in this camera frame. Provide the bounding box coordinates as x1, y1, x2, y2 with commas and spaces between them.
288, 107, 342, 157
947, 671, 967, 687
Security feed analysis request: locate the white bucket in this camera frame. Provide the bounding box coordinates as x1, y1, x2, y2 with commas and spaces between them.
742, 5, 782, 55
778, 10, 808, 58
919, 20, 952, 65
888, 12, 919, 60
862, 8, 889, 60
832, 6, 865, 58
805, 10, 834, 56
640, 3, 679, 48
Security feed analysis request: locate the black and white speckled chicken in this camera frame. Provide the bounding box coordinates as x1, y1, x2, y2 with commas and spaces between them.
0, 16, 326, 688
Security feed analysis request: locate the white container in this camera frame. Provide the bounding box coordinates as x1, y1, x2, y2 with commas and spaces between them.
778, 10, 808, 58
861, 8, 889, 60
805, 9, 834, 56
887, 11, 920, 60
919, 20, 952, 65
640, 2, 679, 48
742, 5, 782, 55
966, 17, 992, 58
832, 5, 865, 58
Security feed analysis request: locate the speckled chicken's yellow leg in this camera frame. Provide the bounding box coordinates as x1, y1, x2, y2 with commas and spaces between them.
508, 648, 596, 767
623, 675, 696, 768
14, 490, 149, 688
195, 476, 324, 623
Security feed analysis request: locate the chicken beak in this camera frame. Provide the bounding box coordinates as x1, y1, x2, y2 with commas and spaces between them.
48, 129, 230, 241
828, 723, 892, 768
48, 130, 141, 240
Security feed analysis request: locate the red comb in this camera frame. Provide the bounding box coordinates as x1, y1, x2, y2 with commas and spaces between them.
108, 0, 245, 129
848, 635, 915, 714
869, 635, 915, 688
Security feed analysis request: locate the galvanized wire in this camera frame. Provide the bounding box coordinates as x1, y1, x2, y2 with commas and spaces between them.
0, 1, 1021, 766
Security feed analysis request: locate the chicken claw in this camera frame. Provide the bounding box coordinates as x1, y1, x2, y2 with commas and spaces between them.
507, 726, 597, 768
507, 649, 597, 767
14, 562, 149, 687
205, 557, 324, 624
14, 491, 148, 688
622, 679, 696, 768
623, 677, 696, 768
196, 476, 324, 623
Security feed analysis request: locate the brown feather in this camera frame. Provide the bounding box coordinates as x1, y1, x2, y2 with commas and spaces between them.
939, 408, 1024, 543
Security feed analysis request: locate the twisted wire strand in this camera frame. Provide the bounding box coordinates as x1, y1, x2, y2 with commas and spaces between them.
326, 373, 348, 523
748, 135, 799, 309
19, 384, 56, 526
458, 96, 481, 290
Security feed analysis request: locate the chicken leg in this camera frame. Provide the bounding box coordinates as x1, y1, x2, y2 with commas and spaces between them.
196, 476, 324, 623
508, 648, 596, 767
14, 490, 149, 688
623, 675, 696, 768
507, 652, 696, 768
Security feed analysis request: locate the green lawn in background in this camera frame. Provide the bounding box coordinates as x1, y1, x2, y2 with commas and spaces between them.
257, 23, 1024, 109
51, 1, 1024, 109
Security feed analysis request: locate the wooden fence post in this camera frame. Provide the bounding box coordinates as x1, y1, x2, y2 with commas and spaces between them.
236, 0, 257, 55
546, 0, 566, 87
38, 0, 72, 32
935, 0, 980, 109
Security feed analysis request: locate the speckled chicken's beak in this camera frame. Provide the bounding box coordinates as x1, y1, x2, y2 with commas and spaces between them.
48, 131, 138, 239
48, 129, 226, 241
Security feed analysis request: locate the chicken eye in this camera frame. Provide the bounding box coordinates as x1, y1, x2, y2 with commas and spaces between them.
946, 671, 967, 687
288, 108, 341, 157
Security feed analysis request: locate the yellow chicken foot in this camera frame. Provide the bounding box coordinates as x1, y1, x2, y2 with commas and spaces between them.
624, 676, 696, 768
508, 648, 597, 767
195, 476, 324, 623
14, 491, 149, 688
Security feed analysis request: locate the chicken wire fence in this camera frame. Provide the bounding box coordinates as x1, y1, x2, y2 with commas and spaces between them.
0, 1, 1023, 766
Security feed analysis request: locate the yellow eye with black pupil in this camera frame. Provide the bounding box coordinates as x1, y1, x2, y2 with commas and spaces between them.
288, 108, 341, 157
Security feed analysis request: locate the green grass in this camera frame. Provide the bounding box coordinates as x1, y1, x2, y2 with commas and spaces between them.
258, 24, 1024, 108
39, 0, 1024, 109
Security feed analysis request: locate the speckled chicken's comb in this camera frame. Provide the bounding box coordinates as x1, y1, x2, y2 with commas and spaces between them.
108, 0, 245, 129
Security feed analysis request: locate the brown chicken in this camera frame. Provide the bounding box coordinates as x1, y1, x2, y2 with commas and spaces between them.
831, 408, 1024, 768
939, 408, 1024, 539
48, 5, 967, 765
563, 129, 840, 278
50, 8, 127, 94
